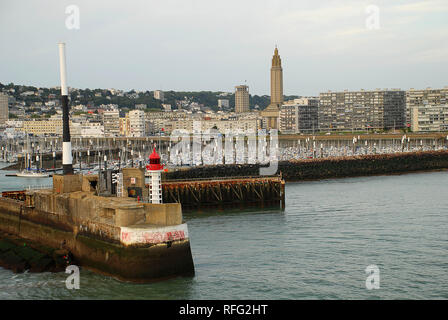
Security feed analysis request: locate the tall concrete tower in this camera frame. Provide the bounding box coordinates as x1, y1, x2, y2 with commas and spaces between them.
261, 47, 283, 129
235, 85, 250, 113
270, 47, 283, 106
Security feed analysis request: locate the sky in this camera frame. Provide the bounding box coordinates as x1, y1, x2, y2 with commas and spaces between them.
0, 0, 447, 96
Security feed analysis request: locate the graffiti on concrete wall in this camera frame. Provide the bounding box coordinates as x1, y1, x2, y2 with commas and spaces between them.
120, 224, 189, 245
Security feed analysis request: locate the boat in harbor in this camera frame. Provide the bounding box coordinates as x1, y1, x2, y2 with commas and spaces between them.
16, 169, 49, 178
14, 132, 49, 177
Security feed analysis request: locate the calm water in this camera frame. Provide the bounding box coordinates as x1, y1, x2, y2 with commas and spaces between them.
0, 163, 447, 299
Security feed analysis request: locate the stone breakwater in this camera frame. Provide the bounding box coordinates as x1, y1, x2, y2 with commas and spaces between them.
164, 150, 448, 182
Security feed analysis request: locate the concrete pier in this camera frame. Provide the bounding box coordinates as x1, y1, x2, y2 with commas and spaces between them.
0, 170, 195, 282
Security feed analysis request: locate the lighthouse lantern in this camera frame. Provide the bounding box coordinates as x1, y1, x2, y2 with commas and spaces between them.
146, 148, 163, 204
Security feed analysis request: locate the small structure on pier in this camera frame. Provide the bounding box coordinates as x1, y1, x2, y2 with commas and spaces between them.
146, 148, 164, 204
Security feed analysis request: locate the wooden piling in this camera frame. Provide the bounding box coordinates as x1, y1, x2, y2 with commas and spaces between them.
148, 176, 285, 210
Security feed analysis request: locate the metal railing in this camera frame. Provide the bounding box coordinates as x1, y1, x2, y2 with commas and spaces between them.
25, 184, 53, 191
163, 175, 282, 183
0, 184, 52, 195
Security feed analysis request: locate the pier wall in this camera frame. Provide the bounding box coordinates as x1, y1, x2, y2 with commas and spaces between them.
0, 203, 194, 281
144, 203, 182, 226
0, 185, 194, 281
164, 150, 448, 182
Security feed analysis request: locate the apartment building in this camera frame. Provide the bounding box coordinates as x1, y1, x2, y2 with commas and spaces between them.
280, 98, 319, 134
80, 122, 104, 137
145, 111, 260, 135
408, 87, 448, 132
128, 109, 146, 137
218, 99, 230, 109
154, 90, 164, 101
0, 93, 9, 125
318, 89, 406, 131
235, 85, 250, 113
146, 111, 192, 134
119, 116, 130, 136
102, 110, 120, 137
200, 117, 258, 133
22, 118, 63, 135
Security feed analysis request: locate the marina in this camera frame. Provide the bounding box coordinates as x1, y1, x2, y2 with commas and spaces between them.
2, 133, 448, 172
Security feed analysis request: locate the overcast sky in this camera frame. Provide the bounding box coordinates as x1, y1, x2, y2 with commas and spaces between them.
0, 0, 447, 95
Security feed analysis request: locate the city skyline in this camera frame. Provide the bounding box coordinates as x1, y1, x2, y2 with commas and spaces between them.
1, 0, 447, 96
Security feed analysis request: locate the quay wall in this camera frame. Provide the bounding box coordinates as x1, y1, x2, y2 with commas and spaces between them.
0, 170, 195, 281
164, 150, 448, 182
0, 194, 195, 282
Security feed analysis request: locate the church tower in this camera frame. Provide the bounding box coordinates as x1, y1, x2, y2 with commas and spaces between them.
261, 46, 283, 130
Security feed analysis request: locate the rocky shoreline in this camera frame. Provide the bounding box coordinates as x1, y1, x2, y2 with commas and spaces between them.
0, 232, 72, 274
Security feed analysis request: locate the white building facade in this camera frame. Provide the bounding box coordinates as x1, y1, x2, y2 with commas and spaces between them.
128, 110, 146, 137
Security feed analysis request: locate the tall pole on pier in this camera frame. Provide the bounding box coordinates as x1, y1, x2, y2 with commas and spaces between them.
58, 42, 73, 175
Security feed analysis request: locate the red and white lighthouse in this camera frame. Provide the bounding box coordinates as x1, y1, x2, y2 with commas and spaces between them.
146, 148, 164, 204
